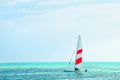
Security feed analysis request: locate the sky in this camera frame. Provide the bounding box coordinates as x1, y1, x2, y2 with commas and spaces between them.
0, 0, 120, 62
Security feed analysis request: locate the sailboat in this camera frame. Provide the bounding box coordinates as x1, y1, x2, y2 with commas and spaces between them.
64, 35, 85, 74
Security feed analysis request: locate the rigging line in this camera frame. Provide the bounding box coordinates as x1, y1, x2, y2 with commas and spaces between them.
68, 50, 75, 65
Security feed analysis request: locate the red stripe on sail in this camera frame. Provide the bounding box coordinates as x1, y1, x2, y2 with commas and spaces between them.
77, 49, 82, 54
75, 57, 82, 65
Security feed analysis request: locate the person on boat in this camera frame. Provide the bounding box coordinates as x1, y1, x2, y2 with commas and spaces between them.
75, 67, 79, 71
85, 69, 87, 72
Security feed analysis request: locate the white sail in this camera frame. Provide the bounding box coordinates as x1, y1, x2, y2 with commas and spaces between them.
75, 35, 83, 70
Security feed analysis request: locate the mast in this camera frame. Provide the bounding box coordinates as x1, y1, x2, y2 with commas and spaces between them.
75, 35, 83, 70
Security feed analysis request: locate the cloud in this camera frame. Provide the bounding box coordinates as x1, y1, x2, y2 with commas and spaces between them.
38, 0, 76, 5
37, 0, 120, 6
0, 0, 33, 6
37, 0, 98, 6
1, 1, 120, 62
1, 0, 120, 20
9, 2, 120, 39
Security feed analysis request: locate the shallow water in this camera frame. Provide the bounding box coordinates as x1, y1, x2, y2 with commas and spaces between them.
0, 62, 120, 80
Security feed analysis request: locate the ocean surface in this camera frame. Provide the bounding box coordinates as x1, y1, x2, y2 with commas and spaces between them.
0, 62, 120, 80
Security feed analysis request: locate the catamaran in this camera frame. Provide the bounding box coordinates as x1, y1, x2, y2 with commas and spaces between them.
64, 35, 87, 74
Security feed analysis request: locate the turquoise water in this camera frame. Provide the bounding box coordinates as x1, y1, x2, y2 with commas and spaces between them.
0, 62, 120, 80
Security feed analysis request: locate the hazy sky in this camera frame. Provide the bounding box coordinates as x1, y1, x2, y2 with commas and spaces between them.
0, 0, 120, 62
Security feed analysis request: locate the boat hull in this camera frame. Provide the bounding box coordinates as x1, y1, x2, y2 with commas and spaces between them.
64, 69, 74, 72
